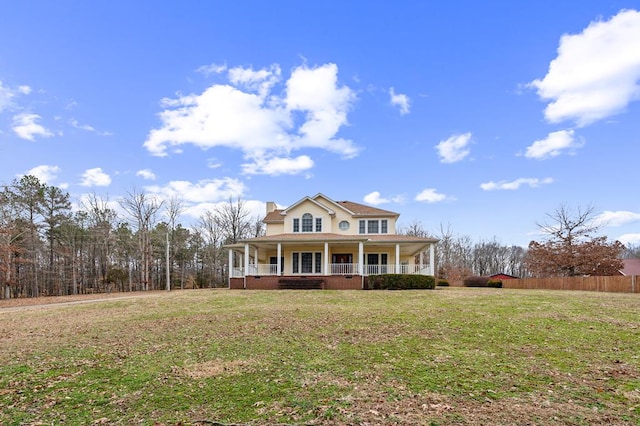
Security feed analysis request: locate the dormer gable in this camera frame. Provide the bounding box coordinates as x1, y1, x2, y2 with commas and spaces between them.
281, 194, 337, 217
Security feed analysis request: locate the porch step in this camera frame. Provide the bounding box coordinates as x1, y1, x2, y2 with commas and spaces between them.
278, 279, 324, 290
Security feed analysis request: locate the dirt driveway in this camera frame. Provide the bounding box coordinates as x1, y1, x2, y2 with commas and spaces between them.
0, 290, 170, 312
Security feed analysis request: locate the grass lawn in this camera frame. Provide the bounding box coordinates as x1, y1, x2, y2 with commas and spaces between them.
1, 288, 639, 425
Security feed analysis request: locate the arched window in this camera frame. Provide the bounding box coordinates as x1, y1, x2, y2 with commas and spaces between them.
302, 213, 313, 232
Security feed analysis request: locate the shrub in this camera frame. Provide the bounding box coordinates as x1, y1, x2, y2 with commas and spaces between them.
487, 279, 503, 288
463, 276, 502, 288
437, 279, 450, 287
368, 274, 436, 290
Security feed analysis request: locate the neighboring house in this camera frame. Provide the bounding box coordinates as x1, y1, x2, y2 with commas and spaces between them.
619, 259, 640, 276
225, 193, 438, 290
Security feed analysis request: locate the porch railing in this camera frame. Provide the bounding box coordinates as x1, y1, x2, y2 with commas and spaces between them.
231, 263, 432, 278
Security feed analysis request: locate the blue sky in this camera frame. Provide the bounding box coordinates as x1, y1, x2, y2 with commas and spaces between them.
1, 1, 639, 248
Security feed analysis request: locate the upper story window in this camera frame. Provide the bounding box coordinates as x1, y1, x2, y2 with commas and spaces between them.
293, 213, 322, 233
302, 213, 313, 232
358, 219, 389, 234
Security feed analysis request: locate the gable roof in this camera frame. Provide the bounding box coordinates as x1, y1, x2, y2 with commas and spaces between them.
263, 193, 399, 223
620, 258, 640, 276
263, 208, 285, 223
335, 200, 399, 217
489, 273, 519, 279
282, 195, 337, 216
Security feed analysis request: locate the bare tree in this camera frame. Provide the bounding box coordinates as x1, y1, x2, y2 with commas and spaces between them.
119, 188, 164, 290
196, 210, 225, 287
623, 243, 640, 259
399, 220, 432, 238
525, 204, 624, 277
0, 185, 26, 298
215, 197, 253, 244
164, 197, 185, 289
537, 204, 600, 245
249, 216, 265, 238
434, 223, 473, 283
81, 193, 118, 293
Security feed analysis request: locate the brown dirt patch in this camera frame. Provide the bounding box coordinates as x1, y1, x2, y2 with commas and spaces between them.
177, 359, 257, 379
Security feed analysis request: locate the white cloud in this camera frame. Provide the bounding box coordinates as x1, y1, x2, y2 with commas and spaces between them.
285, 63, 358, 156
80, 168, 111, 187
69, 119, 95, 132
480, 177, 554, 191
593, 210, 640, 227
241, 155, 314, 176
196, 63, 227, 76
229, 64, 281, 98
617, 233, 640, 245
207, 158, 222, 169
22, 165, 60, 184
364, 191, 389, 205
144, 63, 359, 176
1, 81, 31, 112
144, 177, 246, 204
529, 9, 640, 126
136, 169, 156, 180
0, 82, 13, 112
415, 188, 447, 203
69, 118, 111, 136
363, 192, 406, 205
12, 113, 54, 141
435, 132, 472, 163
389, 87, 410, 115
525, 129, 583, 159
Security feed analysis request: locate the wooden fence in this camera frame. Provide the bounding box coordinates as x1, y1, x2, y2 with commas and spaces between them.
503, 275, 639, 294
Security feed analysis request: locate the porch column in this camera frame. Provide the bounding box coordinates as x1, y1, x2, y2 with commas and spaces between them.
395, 244, 400, 273
228, 249, 233, 282
419, 249, 424, 272
430, 243, 435, 276
358, 241, 364, 275
244, 244, 250, 276
324, 242, 329, 275
277, 243, 282, 275
254, 247, 259, 272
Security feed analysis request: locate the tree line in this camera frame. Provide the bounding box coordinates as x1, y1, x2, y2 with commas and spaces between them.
400, 204, 632, 282
1, 176, 634, 299
0, 175, 261, 299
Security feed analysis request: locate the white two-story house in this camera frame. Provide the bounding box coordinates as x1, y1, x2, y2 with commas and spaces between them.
226, 193, 438, 289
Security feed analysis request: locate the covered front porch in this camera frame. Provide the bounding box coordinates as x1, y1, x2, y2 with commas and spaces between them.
226, 235, 436, 290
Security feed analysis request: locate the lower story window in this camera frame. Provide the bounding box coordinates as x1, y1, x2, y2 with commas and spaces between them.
366, 253, 388, 274
292, 252, 322, 273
